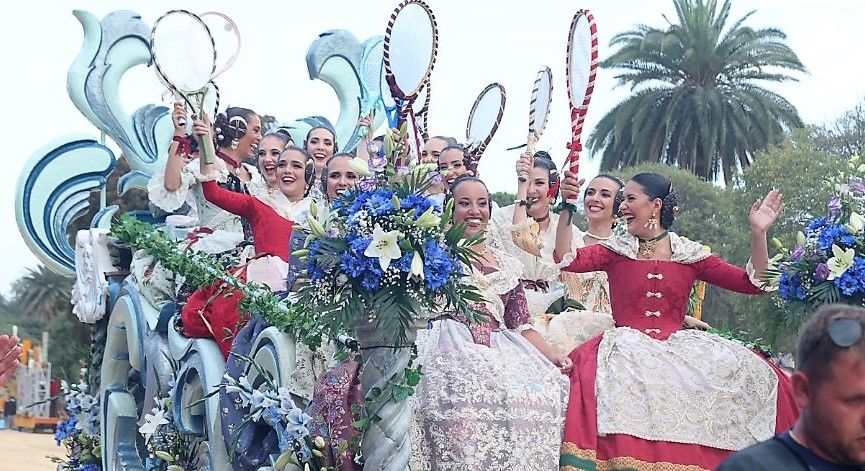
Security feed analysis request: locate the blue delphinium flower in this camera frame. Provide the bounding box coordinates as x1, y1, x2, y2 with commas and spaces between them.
400, 194, 440, 217
393, 252, 414, 273
779, 271, 807, 301
364, 190, 396, 216
835, 257, 865, 296
55, 416, 79, 445
77, 464, 101, 471
422, 240, 454, 291
817, 224, 857, 251
805, 217, 828, 236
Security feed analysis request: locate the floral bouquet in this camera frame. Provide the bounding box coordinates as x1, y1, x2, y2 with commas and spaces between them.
208, 354, 325, 470
138, 359, 205, 471
51, 379, 101, 471
294, 125, 484, 346
770, 155, 865, 310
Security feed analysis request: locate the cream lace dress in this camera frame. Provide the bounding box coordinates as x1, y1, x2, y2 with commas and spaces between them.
488, 205, 614, 355
409, 248, 569, 470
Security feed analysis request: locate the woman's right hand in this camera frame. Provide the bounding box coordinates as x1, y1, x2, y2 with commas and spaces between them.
560, 171, 585, 202
515, 152, 533, 180
172, 101, 187, 134
192, 114, 212, 140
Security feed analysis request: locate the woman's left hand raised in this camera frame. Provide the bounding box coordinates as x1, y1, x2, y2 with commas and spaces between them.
749, 189, 784, 234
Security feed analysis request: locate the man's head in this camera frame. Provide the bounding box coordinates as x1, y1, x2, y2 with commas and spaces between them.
793, 303, 865, 466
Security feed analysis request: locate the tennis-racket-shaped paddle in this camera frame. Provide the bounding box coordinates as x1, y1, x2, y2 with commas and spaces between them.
519, 66, 553, 182
151, 10, 218, 164
413, 82, 431, 143
563, 9, 599, 201
383, 0, 438, 161
200, 12, 241, 80
465, 83, 507, 173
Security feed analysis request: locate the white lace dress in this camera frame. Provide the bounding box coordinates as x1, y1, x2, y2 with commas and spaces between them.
409, 248, 570, 470
488, 205, 614, 355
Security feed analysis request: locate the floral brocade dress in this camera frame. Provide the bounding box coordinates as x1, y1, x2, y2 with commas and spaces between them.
558, 233, 799, 471
489, 205, 614, 355
409, 248, 569, 470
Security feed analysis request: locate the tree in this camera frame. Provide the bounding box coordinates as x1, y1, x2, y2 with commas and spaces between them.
11, 265, 74, 323
809, 98, 865, 158
589, 0, 805, 185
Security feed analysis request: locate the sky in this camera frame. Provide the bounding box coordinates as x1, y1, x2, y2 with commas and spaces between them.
1, 0, 863, 294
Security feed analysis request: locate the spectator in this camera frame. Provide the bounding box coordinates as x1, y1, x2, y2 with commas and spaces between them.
717, 304, 865, 470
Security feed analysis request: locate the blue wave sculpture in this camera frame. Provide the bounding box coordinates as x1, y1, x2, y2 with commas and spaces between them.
15, 135, 116, 275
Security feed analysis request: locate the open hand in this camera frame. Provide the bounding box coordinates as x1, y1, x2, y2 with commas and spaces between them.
0, 335, 21, 387
749, 189, 784, 234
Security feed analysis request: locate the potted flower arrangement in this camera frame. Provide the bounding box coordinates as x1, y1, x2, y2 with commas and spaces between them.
51, 379, 101, 471
769, 155, 865, 311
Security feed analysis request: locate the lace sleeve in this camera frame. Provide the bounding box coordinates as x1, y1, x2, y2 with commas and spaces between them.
147, 164, 198, 212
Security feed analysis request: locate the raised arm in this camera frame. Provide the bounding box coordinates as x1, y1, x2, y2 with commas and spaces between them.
163, 102, 191, 192
201, 180, 255, 220
512, 152, 534, 227
748, 189, 784, 281
553, 171, 585, 262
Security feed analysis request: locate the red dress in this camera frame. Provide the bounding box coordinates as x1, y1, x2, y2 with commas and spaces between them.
558, 234, 798, 471
181, 181, 294, 358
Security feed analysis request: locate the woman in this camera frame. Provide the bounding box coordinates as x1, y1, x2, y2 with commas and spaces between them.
305, 126, 337, 177
256, 132, 291, 189
488, 152, 616, 354
555, 171, 798, 471
410, 175, 570, 470
320, 153, 359, 200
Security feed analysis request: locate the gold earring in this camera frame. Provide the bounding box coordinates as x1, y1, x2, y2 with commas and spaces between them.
645, 212, 659, 230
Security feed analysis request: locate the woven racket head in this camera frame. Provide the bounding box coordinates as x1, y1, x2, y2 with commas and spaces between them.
465, 83, 507, 158
200, 11, 241, 80
383, 0, 438, 100
529, 66, 553, 140
151, 10, 216, 93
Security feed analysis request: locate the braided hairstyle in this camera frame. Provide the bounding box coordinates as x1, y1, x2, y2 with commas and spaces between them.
630, 172, 679, 229
213, 107, 257, 149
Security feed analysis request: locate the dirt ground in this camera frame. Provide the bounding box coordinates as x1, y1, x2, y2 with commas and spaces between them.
0, 428, 59, 470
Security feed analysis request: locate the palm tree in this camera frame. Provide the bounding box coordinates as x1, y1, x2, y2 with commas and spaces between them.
11, 265, 74, 323
588, 0, 805, 184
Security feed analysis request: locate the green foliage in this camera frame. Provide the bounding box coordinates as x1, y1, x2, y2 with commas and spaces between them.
809, 99, 865, 158
590, 0, 805, 184
490, 191, 516, 209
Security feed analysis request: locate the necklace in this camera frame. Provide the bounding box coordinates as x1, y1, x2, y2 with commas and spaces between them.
638, 231, 669, 258
585, 231, 612, 241
216, 150, 242, 171
533, 212, 550, 223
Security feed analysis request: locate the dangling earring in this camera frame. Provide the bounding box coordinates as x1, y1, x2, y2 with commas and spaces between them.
230, 138, 239, 150
645, 212, 659, 230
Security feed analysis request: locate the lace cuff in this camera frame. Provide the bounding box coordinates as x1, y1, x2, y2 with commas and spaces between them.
555, 250, 577, 269
746, 259, 777, 292
147, 166, 197, 212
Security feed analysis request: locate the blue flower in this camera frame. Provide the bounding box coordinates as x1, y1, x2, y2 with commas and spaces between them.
422, 240, 455, 291
393, 252, 414, 273
364, 191, 396, 216
835, 257, 865, 296
818, 224, 857, 251
55, 416, 79, 445
805, 217, 828, 236
77, 464, 101, 471
778, 271, 807, 301
400, 194, 440, 217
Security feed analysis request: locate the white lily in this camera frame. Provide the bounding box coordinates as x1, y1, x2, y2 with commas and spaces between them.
139, 407, 169, 443
827, 244, 855, 280
411, 251, 425, 280
414, 206, 441, 228
849, 212, 864, 232
364, 224, 402, 271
